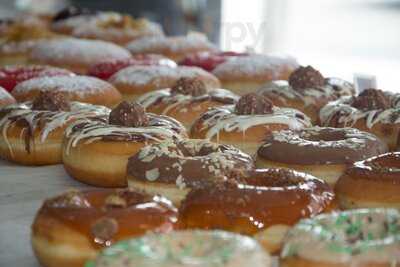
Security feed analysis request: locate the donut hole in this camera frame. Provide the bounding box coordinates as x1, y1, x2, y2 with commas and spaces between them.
364, 153, 400, 172
302, 129, 346, 143
243, 169, 309, 189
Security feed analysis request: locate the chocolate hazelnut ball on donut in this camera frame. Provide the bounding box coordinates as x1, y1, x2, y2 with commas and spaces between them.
256, 127, 388, 185
258, 65, 355, 124
190, 93, 311, 156
31, 188, 178, 267
126, 138, 254, 205
137, 77, 239, 129
335, 152, 400, 209
320, 88, 400, 150
62, 102, 187, 187
179, 168, 334, 254
0, 92, 109, 165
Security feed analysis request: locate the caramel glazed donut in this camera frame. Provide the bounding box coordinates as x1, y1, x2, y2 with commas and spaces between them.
256, 126, 388, 185
335, 152, 400, 210
280, 208, 400, 267
0, 91, 109, 165
62, 101, 187, 187
86, 230, 271, 267
126, 138, 254, 205
190, 93, 312, 156
320, 88, 400, 150
257, 65, 355, 123
137, 77, 239, 129
0, 86, 16, 107
179, 168, 334, 254
31, 188, 178, 267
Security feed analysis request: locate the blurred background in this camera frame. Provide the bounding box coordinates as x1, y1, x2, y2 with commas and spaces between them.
1, 0, 399, 91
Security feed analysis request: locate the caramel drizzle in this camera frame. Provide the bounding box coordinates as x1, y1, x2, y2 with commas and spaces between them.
0, 102, 109, 155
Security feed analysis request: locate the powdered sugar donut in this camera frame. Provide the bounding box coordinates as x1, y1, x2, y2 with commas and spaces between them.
12, 75, 122, 107
0, 65, 74, 92
0, 86, 15, 107
126, 33, 217, 61
109, 65, 220, 101
29, 38, 131, 74
212, 54, 299, 95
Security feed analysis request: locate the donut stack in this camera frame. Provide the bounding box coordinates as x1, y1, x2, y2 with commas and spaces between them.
0, 5, 400, 267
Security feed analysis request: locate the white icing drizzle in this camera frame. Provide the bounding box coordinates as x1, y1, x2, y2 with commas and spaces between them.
0, 102, 110, 156
319, 94, 400, 129
109, 65, 218, 88
198, 105, 312, 141
13, 75, 116, 97
30, 37, 131, 66
137, 88, 239, 114
64, 116, 184, 155
126, 32, 216, 54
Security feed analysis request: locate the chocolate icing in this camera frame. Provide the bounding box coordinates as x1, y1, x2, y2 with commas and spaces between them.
170, 77, 207, 97
52, 6, 93, 22
234, 93, 273, 115
31, 91, 71, 112
289, 65, 325, 91
109, 101, 149, 127
127, 139, 254, 188
352, 89, 391, 111
258, 127, 388, 165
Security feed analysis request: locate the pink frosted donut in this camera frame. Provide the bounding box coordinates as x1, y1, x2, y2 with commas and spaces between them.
125, 33, 217, 61
109, 65, 220, 101
29, 38, 131, 74
12, 75, 122, 107
0, 86, 16, 107
212, 54, 299, 95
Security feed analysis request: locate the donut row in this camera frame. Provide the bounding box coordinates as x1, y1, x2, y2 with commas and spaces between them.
1, 6, 400, 267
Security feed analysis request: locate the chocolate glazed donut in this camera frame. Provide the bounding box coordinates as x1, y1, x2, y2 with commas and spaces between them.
335, 152, 400, 209
179, 168, 335, 254
256, 127, 388, 185
126, 138, 254, 205
31, 188, 177, 267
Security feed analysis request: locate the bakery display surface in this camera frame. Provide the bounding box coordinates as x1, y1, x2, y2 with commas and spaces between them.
1, 4, 400, 267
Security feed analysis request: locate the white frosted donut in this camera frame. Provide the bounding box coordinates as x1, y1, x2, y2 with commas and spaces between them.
281, 208, 400, 267
0, 86, 16, 107
29, 38, 131, 73
87, 230, 271, 267
12, 75, 122, 107
125, 33, 217, 61
212, 54, 299, 95
109, 65, 220, 101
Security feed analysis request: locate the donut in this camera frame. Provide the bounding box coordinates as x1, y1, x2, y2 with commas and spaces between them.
0, 91, 109, 165
72, 14, 163, 45
12, 75, 122, 107
126, 138, 254, 205
320, 88, 400, 150
179, 168, 334, 254
190, 93, 312, 156
0, 23, 58, 65
256, 126, 388, 185
211, 54, 299, 95
29, 38, 131, 74
31, 188, 177, 267
0, 86, 16, 107
179, 51, 248, 71
0, 65, 74, 92
125, 33, 217, 61
335, 152, 400, 209
85, 230, 271, 267
109, 65, 220, 102
137, 77, 239, 129
87, 54, 176, 80
257, 65, 355, 123
280, 208, 400, 267
62, 101, 187, 187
